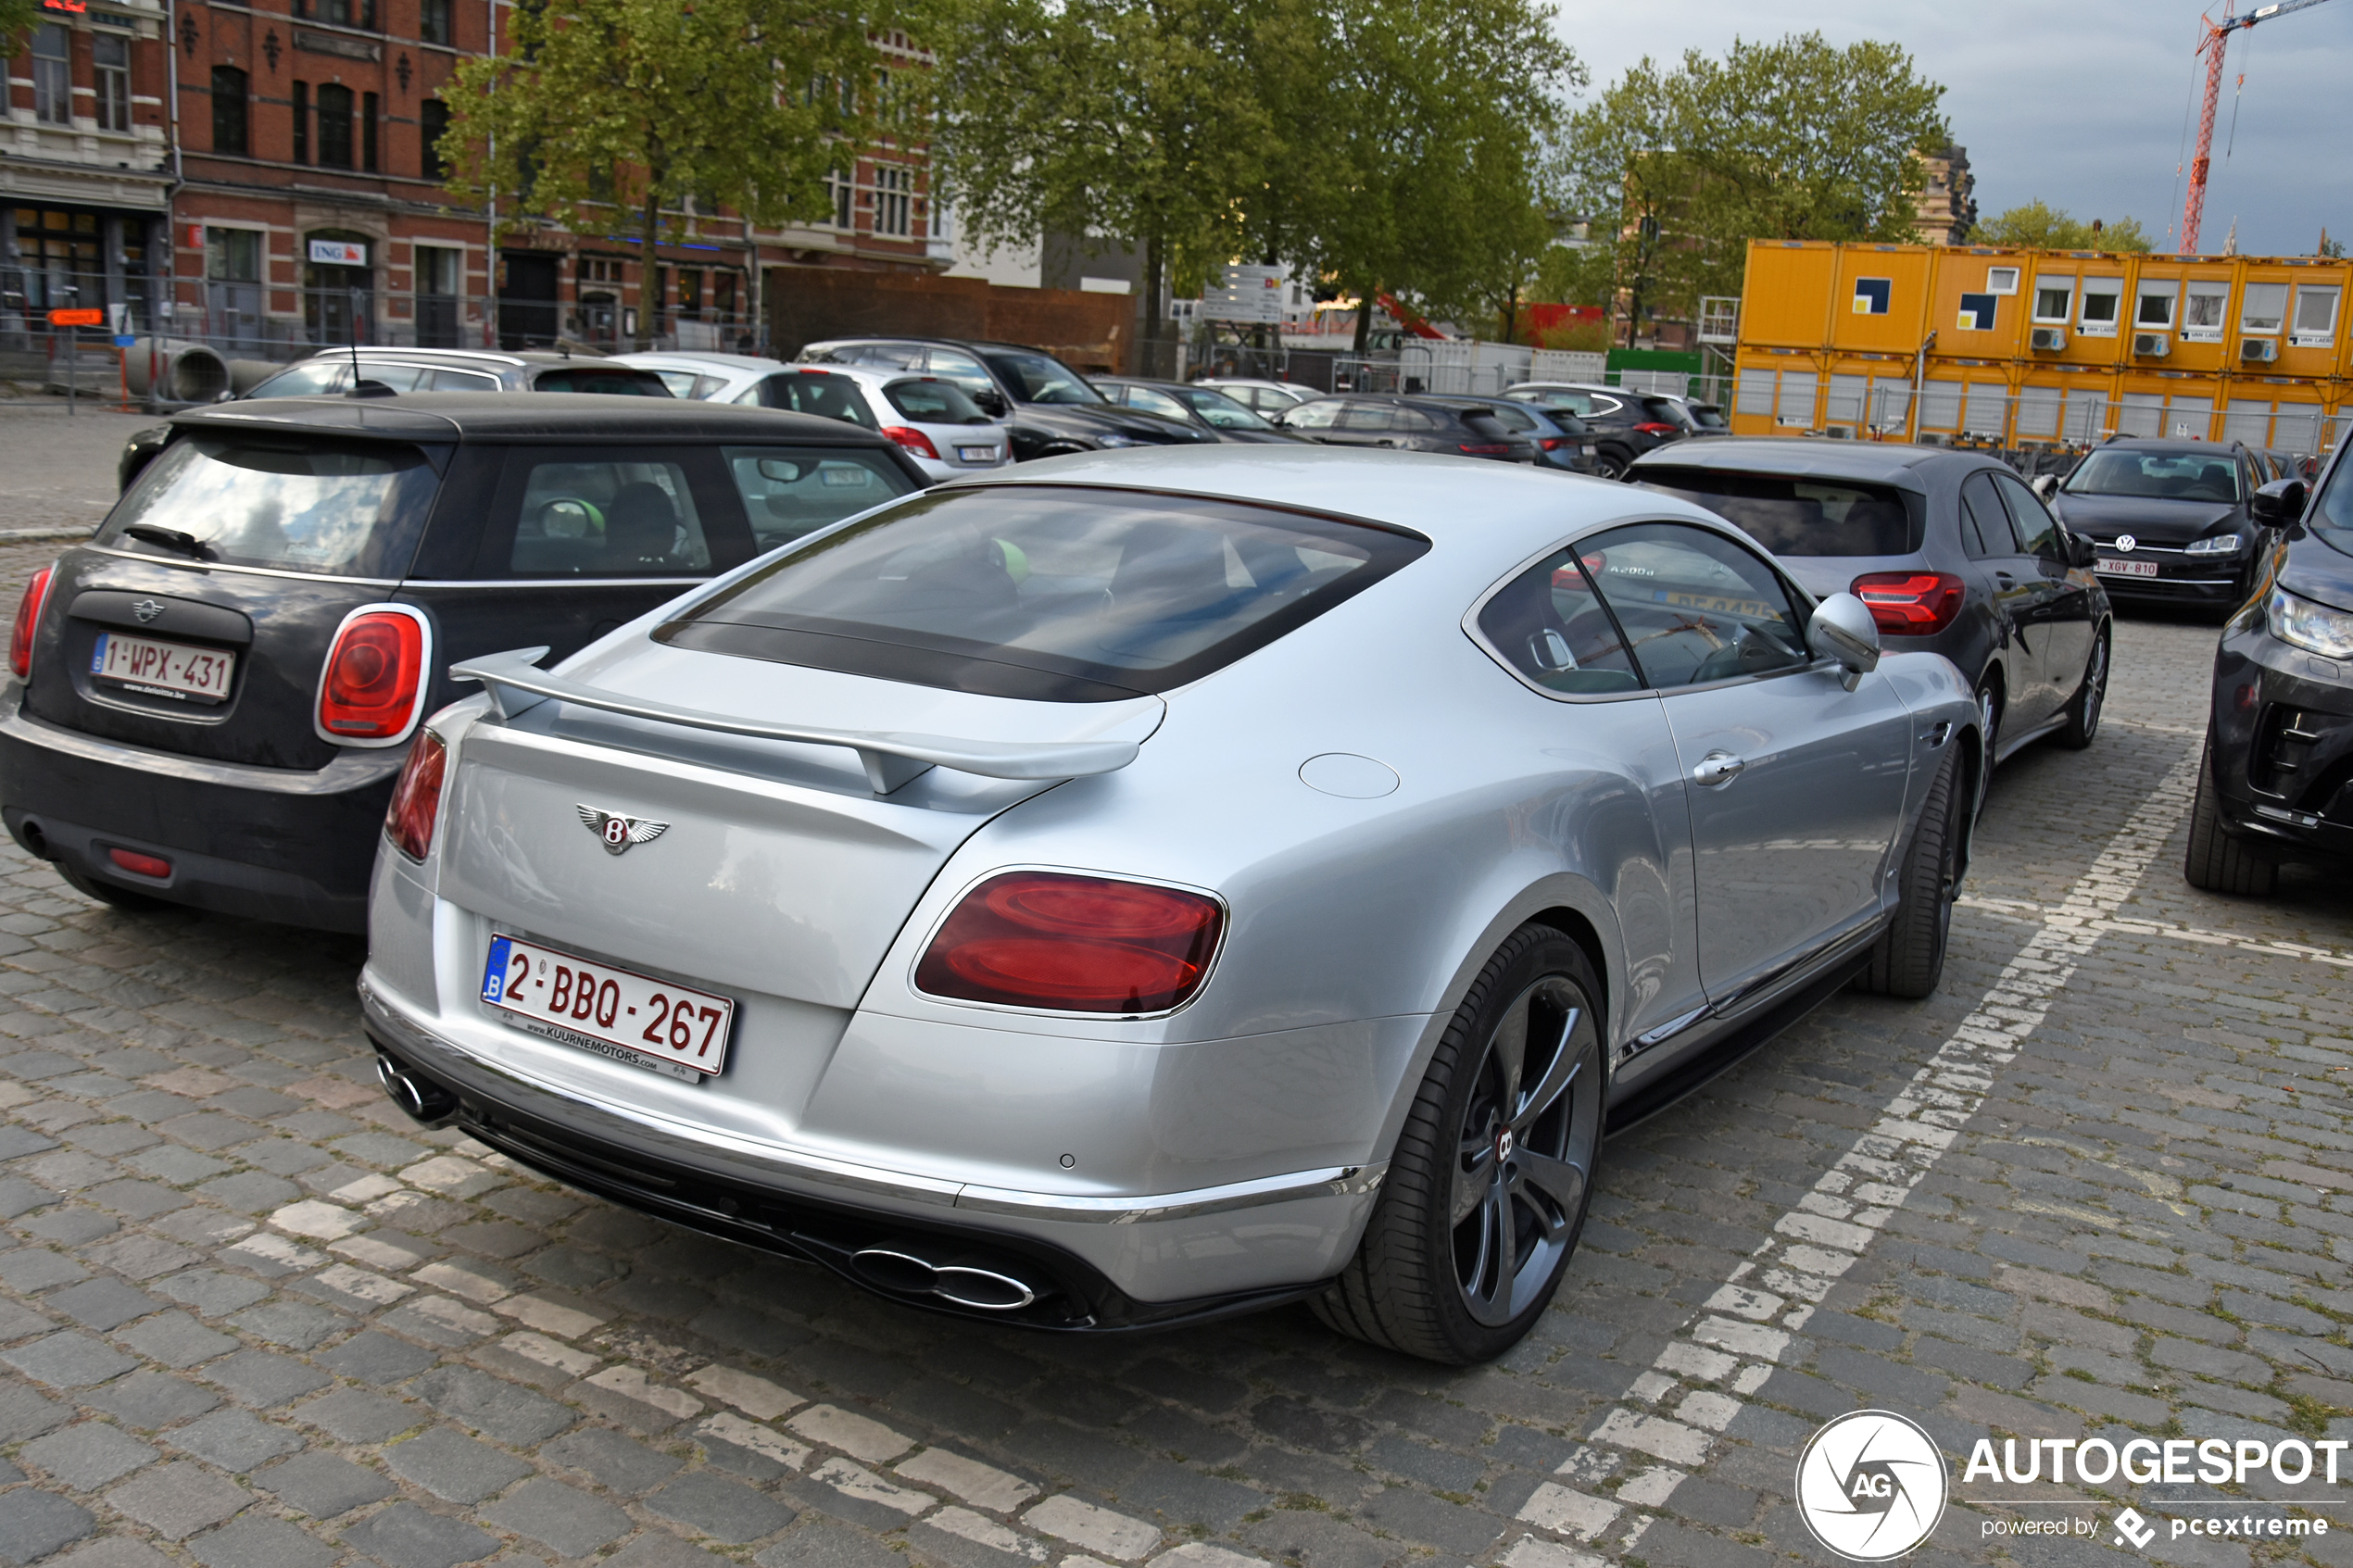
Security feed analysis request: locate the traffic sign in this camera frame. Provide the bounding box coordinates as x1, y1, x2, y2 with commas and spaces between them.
46, 308, 103, 327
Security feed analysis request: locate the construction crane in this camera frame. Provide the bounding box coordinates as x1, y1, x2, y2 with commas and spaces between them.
2182, 0, 2341, 253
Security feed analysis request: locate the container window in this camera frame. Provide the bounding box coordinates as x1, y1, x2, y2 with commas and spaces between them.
2241, 282, 2288, 334
2079, 281, 2122, 333
2032, 280, 2073, 322
1985, 267, 2020, 295
2135, 282, 2178, 327
2293, 284, 2340, 345
2183, 281, 2230, 338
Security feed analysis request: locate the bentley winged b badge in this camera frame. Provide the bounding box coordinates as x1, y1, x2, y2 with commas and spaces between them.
577, 805, 670, 856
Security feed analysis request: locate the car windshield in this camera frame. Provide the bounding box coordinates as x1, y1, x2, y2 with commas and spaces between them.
883, 379, 992, 425
2063, 449, 2240, 502
101, 435, 439, 577
1174, 387, 1276, 431
245, 361, 348, 398
744, 371, 878, 428
659, 484, 1428, 700
1687, 403, 1730, 430
1636, 469, 1924, 557
980, 350, 1104, 406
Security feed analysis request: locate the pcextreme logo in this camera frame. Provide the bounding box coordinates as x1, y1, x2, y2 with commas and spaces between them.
1795, 1411, 1949, 1562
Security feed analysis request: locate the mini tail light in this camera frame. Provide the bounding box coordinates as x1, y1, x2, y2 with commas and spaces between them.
107, 847, 170, 880
9, 566, 54, 679
384, 731, 447, 862
317, 607, 429, 745
1851, 571, 1968, 635
883, 425, 941, 460
1633, 420, 1680, 435
915, 872, 1224, 1014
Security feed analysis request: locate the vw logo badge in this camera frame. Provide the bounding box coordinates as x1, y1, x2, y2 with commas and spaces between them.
1794, 1410, 1947, 1561
2114, 534, 2137, 553
132, 599, 166, 623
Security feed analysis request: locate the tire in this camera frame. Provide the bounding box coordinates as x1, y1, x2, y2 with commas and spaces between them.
56, 862, 170, 914
2057, 629, 2108, 750
1858, 746, 1961, 999
1589, 449, 1629, 481
1314, 925, 1604, 1364
1972, 679, 2003, 820
2184, 735, 2277, 896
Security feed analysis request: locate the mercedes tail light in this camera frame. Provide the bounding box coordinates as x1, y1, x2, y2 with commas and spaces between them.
384, 732, 447, 862
883, 425, 941, 460
1457, 443, 1511, 456
915, 872, 1224, 1014
1852, 571, 1967, 635
318, 608, 428, 744
1633, 421, 1680, 436
9, 566, 54, 679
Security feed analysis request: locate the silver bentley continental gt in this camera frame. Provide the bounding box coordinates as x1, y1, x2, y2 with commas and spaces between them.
359, 446, 1982, 1364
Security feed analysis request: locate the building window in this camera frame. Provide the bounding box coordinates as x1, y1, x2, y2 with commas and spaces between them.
31, 24, 70, 126
93, 33, 132, 132
361, 91, 379, 171
826, 169, 852, 230
317, 83, 354, 169
420, 0, 450, 44
207, 227, 261, 283
875, 166, 912, 237
293, 81, 310, 163
319, 0, 379, 28
2032, 278, 2072, 323
211, 66, 249, 154
419, 98, 449, 181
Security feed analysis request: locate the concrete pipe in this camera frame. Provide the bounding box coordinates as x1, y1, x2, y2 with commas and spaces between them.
123, 341, 232, 404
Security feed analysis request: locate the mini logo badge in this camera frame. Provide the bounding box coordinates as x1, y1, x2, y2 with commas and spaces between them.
576, 805, 669, 856
2112, 1509, 2156, 1549
1795, 1410, 1947, 1561
132, 599, 165, 623
2115, 533, 2137, 552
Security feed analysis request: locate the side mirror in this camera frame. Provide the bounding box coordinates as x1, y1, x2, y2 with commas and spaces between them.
2064, 528, 2098, 569
974, 389, 1008, 417
1808, 592, 1881, 691
2031, 473, 2057, 498
2251, 477, 2308, 527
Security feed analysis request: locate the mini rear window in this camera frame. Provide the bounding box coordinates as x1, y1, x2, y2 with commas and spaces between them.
101, 435, 439, 577
1635, 468, 1924, 557
660, 484, 1428, 700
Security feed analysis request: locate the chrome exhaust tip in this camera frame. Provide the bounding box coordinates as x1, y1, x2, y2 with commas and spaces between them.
375, 1053, 459, 1124
850, 1244, 1039, 1311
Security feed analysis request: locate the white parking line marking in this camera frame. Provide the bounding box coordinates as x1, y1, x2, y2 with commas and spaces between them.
1525, 748, 2202, 1552
1958, 896, 2353, 967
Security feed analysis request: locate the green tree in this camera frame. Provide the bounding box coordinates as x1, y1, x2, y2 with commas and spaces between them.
1976, 200, 2154, 252
439, 0, 894, 349
0, 0, 39, 56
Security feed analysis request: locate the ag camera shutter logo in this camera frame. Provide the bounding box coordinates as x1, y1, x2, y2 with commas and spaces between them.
1796, 1411, 1949, 1561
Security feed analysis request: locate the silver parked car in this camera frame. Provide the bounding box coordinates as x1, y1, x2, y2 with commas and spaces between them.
360, 447, 1981, 1363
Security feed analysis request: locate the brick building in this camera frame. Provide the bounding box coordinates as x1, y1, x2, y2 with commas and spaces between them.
4, 0, 947, 363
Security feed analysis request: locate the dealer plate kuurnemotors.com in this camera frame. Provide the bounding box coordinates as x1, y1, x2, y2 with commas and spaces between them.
480, 933, 735, 1082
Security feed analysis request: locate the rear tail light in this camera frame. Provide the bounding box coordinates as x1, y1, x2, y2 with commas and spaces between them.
1633, 421, 1680, 435
1851, 571, 1967, 635
107, 847, 171, 880
9, 566, 54, 678
1457, 443, 1511, 456
384, 731, 447, 862
915, 871, 1224, 1014
316, 605, 430, 745
883, 425, 941, 460
1539, 437, 1565, 450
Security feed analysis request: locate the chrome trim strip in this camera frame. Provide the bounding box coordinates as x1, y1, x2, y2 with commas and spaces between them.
404, 578, 711, 590
78, 547, 404, 589
360, 981, 1384, 1225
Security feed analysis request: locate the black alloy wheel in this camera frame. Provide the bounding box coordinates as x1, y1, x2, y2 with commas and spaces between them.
1857, 746, 1963, 998
2058, 631, 2108, 750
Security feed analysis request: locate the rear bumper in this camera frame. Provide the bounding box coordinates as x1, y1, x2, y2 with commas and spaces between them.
359, 975, 1384, 1330
0, 683, 403, 930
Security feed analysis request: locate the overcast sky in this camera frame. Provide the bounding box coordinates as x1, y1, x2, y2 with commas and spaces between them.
1554, 0, 2353, 257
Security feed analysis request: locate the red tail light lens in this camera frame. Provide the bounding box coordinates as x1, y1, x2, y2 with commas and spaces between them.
1538, 437, 1565, 451
384, 732, 447, 861
1633, 421, 1680, 435
319, 608, 427, 742
9, 567, 54, 679
915, 872, 1224, 1013
1851, 571, 1968, 635
1457, 443, 1511, 456
883, 425, 941, 460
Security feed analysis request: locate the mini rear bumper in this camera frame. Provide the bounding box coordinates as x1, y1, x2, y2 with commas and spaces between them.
359, 975, 1384, 1330
0, 682, 402, 930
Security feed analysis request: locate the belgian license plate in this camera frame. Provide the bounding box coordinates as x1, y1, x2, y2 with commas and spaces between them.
956, 445, 997, 463
90, 631, 235, 703
480, 934, 734, 1081
2097, 558, 2160, 579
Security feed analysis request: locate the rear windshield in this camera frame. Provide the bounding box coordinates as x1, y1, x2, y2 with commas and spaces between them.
744, 371, 879, 428
1635, 468, 1924, 557
882, 379, 991, 425
659, 484, 1428, 700
531, 368, 673, 395
101, 435, 439, 577
2063, 448, 2240, 502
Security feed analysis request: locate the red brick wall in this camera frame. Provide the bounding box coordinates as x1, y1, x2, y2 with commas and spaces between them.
765, 269, 1130, 371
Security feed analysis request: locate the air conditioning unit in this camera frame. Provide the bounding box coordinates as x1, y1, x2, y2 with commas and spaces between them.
2133, 332, 2171, 358
1916, 432, 1947, 446
2243, 338, 2279, 363
2031, 326, 2067, 352
1822, 424, 1856, 440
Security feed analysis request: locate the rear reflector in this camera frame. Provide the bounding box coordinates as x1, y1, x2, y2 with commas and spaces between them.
384, 732, 447, 862
915, 872, 1224, 1014
318, 606, 429, 744
107, 847, 170, 880
1851, 571, 1967, 635
883, 424, 941, 460
9, 566, 53, 679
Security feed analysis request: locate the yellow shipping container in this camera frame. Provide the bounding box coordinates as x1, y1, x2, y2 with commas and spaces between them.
1728, 240, 2353, 454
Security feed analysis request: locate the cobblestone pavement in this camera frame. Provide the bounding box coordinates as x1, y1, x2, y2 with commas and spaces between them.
0, 409, 151, 538
0, 500, 2343, 1568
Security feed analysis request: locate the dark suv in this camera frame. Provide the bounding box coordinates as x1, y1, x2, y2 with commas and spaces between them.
794, 337, 1213, 459
1270, 395, 1536, 461
3, 395, 924, 930
1504, 383, 1720, 478
2046, 437, 2271, 614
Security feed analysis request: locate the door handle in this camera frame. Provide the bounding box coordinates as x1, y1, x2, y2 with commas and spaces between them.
1994, 571, 2017, 586
1692, 751, 1746, 786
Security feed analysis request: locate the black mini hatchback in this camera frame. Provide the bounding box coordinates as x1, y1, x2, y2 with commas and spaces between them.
0, 395, 924, 930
